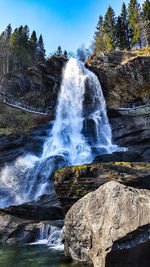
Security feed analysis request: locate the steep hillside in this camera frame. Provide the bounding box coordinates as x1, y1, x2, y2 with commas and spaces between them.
86, 50, 150, 109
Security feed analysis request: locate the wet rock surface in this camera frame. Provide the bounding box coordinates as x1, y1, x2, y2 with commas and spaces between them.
62, 181, 150, 267
0, 193, 64, 244
0, 194, 64, 221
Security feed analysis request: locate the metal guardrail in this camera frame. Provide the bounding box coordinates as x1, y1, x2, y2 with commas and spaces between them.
115, 100, 150, 110
1, 95, 53, 116
0, 86, 150, 114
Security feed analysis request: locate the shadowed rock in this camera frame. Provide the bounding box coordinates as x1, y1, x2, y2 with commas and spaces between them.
54, 162, 150, 213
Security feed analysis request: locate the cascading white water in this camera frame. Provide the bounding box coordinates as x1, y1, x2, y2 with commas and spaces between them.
42, 58, 119, 165
31, 223, 63, 250
0, 58, 121, 208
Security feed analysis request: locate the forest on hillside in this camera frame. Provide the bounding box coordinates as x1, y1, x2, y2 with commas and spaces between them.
93, 0, 150, 52
1, 0, 150, 76
0, 25, 46, 75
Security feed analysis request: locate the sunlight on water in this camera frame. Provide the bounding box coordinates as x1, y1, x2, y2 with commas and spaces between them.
0, 58, 123, 208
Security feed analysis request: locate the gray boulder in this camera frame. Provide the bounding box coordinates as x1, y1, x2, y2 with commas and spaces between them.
62, 181, 150, 267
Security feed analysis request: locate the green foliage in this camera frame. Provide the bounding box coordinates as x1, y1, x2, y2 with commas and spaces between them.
128, 0, 142, 47
94, 16, 107, 52
103, 6, 117, 51
29, 30, 38, 65
116, 3, 130, 50
0, 24, 46, 75
63, 50, 68, 58
143, 0, 150, 45
143, 0, 150, 20
36, 34, 46, 62
93, 0, 149, 52
56, 45, 63, 56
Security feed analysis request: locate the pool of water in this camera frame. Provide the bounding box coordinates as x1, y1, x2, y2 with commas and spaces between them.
0, 244, 86, 267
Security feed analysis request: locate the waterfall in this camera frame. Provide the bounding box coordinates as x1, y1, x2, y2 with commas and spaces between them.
31, 223, 63, 249
42, 58, 118, 165
0, 58, 121, 208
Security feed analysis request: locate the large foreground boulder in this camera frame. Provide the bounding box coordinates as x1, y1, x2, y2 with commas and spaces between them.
62, 181, 150, 267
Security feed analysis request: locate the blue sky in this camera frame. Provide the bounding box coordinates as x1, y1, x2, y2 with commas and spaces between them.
0, 0, 144, 55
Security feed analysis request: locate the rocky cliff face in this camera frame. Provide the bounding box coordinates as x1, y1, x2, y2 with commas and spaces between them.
62, 181, 150, 267
0, 56, 67, 111
86, 51, 150, 109
108, 107, 150, 160
86, 51, 150, 159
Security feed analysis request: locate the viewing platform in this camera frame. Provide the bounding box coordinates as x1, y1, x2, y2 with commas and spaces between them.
112, 100, 150, 116
0, 89, 53, 116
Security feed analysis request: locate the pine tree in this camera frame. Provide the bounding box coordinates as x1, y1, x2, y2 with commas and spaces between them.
16, 26, 30, 68
29, 30, 37, 64
94, 15, 104, 41
56, 46, 62, 56
37, 34, 46, 62
10, 26, 31, 70
128, 0, 142, 47
94, 16, 106, 52
10, 28, 19, 70
63, 50, 68, 58
5, 24, 12, 41
0, 24, 46, 73
143, 0, 150, 45
103, 6, 117, 51
116, 3, 130, 50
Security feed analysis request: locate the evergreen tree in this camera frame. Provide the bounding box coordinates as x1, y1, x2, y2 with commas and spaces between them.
0, 24, 46, 74
29, 30, 37, 64
13, 26, 30, 68
56, 45, 62, 56
0, 24, 12, 73
116, 3, 130, 50
94, 15, 104, 40
128, 0, 142, 47
143, 0, 150, 45
37, 34, 46, 62
103, 6, 117, 51
10, 28, 19, 70
63, 50, 68, 58
94, 16, 106, 52
5, 24, 12, 40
